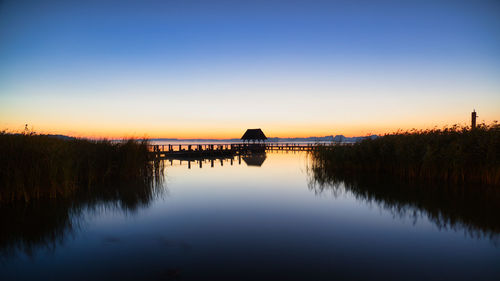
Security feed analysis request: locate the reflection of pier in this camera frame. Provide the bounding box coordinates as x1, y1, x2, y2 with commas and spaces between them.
161, 153, 267, 169
149, 143, 319, 159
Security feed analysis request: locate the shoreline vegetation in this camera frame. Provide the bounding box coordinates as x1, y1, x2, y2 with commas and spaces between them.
312, 123, 500, 186
0, 132, 164, 257
0, 131, 161, 203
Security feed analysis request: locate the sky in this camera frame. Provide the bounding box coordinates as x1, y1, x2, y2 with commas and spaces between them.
1, 0, 499, 138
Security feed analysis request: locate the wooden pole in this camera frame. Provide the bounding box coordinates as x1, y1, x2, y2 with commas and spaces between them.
472, 110, 477, 130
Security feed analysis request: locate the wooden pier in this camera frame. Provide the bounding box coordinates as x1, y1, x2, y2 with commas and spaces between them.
266, 143, 316, 151
149, 143, 326, 159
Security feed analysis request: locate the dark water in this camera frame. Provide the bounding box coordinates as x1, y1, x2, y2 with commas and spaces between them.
1, 151, 499, 280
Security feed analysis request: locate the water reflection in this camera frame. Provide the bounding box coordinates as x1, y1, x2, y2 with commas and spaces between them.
308, 161, 500, 242
1, 151, 499, 280
242, 153, 267, 167
163, 152, 267, 168
0, 165, 164, 259
0, 152, 272, 258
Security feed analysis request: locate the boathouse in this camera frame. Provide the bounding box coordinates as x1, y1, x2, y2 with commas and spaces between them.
241, 128, 267, 143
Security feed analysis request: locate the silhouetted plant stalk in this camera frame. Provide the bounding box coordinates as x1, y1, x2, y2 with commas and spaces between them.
312, 123, 500, 185
0, 132, 165, 257
0, 132, 163, 203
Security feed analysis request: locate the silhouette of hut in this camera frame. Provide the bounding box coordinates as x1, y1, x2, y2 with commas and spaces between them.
241, 129, 267, 143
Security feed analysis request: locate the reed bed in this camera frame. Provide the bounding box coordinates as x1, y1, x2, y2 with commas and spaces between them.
0, 132, 165, 257
312, 123, 500, 185
0, 132, 158, 203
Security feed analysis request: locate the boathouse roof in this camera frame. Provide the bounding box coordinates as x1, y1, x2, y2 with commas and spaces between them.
241, 129, 267, 141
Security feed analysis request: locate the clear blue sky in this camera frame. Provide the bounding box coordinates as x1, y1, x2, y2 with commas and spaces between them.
1, 0, 499, 138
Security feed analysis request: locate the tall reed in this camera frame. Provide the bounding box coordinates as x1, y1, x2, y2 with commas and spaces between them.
0, 132, 158, 202
0, 132, 164, 257
312, 123, 500, 185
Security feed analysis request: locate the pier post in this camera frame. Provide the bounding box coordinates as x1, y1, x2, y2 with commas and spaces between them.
472, 110, 477, 130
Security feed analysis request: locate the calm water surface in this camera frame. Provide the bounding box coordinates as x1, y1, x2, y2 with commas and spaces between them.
1, 151, 499, 280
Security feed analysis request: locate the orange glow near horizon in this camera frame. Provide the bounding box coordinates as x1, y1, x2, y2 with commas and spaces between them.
2, 110, 498, 140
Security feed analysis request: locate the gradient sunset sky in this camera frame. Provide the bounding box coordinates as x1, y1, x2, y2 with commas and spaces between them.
1, 0, 499, 138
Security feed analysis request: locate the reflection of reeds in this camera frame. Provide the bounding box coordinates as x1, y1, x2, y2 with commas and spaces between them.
312, 123, 500, 185
0, 179, 165, 259
308, 161, 500, 241
0, 133, 160, 202
0, 133, 165, 258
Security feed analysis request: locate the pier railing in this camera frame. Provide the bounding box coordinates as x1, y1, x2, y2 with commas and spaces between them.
148, 142, 348, 159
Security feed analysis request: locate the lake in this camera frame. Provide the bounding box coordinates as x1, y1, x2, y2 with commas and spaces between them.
1, 151, 499, 280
